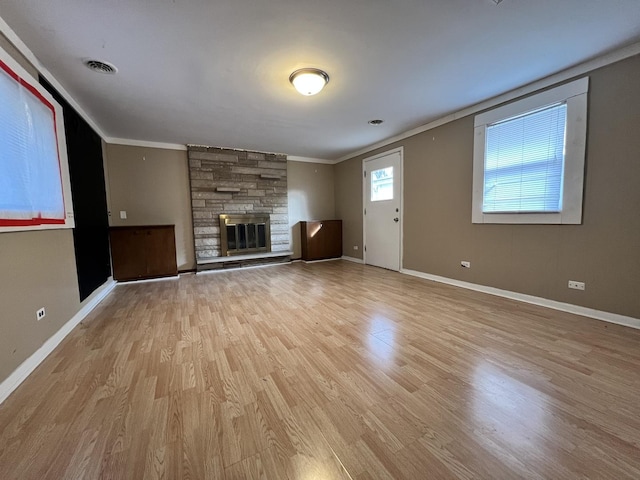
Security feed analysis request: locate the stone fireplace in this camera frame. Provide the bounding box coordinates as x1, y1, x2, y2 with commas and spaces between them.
187, 145, 290, 269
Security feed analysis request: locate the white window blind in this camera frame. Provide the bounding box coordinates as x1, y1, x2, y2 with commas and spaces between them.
0, 61, 65, 226
483, 103, 567, 214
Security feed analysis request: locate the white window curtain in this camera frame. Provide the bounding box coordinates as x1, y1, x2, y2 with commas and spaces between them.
483, 103, 567, 213
0, 65, 64, 223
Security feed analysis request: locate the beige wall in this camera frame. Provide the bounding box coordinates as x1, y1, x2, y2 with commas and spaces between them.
0, 34, 92, 383
336, 54, 640, 319
335, 154, 365, 259
0, 231, 82, 382
287, 161, 336, 259
105, 151, 337, 265
105, 144, 195, 270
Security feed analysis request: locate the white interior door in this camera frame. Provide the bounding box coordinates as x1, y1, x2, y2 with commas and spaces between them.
364, 149, 402, 271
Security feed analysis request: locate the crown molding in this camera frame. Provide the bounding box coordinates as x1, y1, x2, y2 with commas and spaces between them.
287, 155, 337, 165
106, 137, 187, 151
336, 41, 640, 163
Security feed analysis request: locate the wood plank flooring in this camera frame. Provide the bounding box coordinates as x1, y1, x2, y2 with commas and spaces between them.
1, 261, 639, 479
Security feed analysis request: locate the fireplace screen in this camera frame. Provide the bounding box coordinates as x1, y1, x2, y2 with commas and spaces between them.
219, 214, 271, 256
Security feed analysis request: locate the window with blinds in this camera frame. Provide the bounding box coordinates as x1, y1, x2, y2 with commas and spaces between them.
0, 48, 74, 232
483, 103, 567, 213
472, 78, 588, 225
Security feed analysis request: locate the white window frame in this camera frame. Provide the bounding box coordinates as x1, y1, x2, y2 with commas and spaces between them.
472, 77, 589, 224
0, 45, 74, 233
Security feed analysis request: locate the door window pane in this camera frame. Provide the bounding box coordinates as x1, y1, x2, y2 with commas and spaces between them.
371, 167, 393, 201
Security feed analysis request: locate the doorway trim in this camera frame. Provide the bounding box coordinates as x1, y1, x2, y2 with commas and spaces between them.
362, 146, 404, 270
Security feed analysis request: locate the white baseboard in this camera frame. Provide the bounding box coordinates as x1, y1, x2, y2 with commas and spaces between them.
116, 275, 179, 285
302, 258, 341, 264
341, 256, 364, 264
197, 261, 291, 275
401, 269, 640, 330
0, 279, 117, 405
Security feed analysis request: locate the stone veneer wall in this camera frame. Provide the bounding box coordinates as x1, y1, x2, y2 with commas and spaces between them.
187, 146, 289, 262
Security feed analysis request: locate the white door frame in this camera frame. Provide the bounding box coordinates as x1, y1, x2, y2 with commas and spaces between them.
362, 146, 404, 270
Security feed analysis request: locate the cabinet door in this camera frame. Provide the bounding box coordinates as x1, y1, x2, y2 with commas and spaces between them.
301, 220, 342, 261
322, 220, 343, 258
110, 229, 148, 281
302, 222, 322, 260
145, 227, 178, 277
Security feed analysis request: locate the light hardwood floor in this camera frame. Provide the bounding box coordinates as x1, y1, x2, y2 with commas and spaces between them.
1, 261, 639, 479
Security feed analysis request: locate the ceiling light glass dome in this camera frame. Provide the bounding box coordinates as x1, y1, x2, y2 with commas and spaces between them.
289, 68, 330, 96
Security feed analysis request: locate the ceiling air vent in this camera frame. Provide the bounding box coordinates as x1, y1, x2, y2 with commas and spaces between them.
84, 59, 118, 74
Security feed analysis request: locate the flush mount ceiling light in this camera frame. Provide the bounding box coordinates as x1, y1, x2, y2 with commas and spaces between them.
83, 59, 118, 74
289, 68, 329, 96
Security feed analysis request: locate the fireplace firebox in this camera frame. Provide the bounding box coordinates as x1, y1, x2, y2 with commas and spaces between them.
219, 214, 271, 256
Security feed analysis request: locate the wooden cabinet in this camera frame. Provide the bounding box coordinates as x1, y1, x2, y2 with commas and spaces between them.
109, 225, 178, 281
300, 220, 342, 261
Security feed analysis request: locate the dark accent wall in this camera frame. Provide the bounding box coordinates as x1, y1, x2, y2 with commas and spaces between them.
40, 77, 111, 301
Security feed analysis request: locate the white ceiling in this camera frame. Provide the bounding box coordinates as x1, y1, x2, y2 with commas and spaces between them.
1, 1, 639, 160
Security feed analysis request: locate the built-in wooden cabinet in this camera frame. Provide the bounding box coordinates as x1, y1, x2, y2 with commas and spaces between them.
109, 225, 178, 281
300, 220, 342, 261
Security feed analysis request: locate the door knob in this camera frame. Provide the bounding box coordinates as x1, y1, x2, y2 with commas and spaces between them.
393, 217, 399, 222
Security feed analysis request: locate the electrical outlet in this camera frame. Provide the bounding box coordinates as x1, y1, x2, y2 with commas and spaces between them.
119, 210, 127, 219
353, 246, 359, 251
460, 261, 471, 268
36, 307, 46, 321
568, 280, 585, 291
